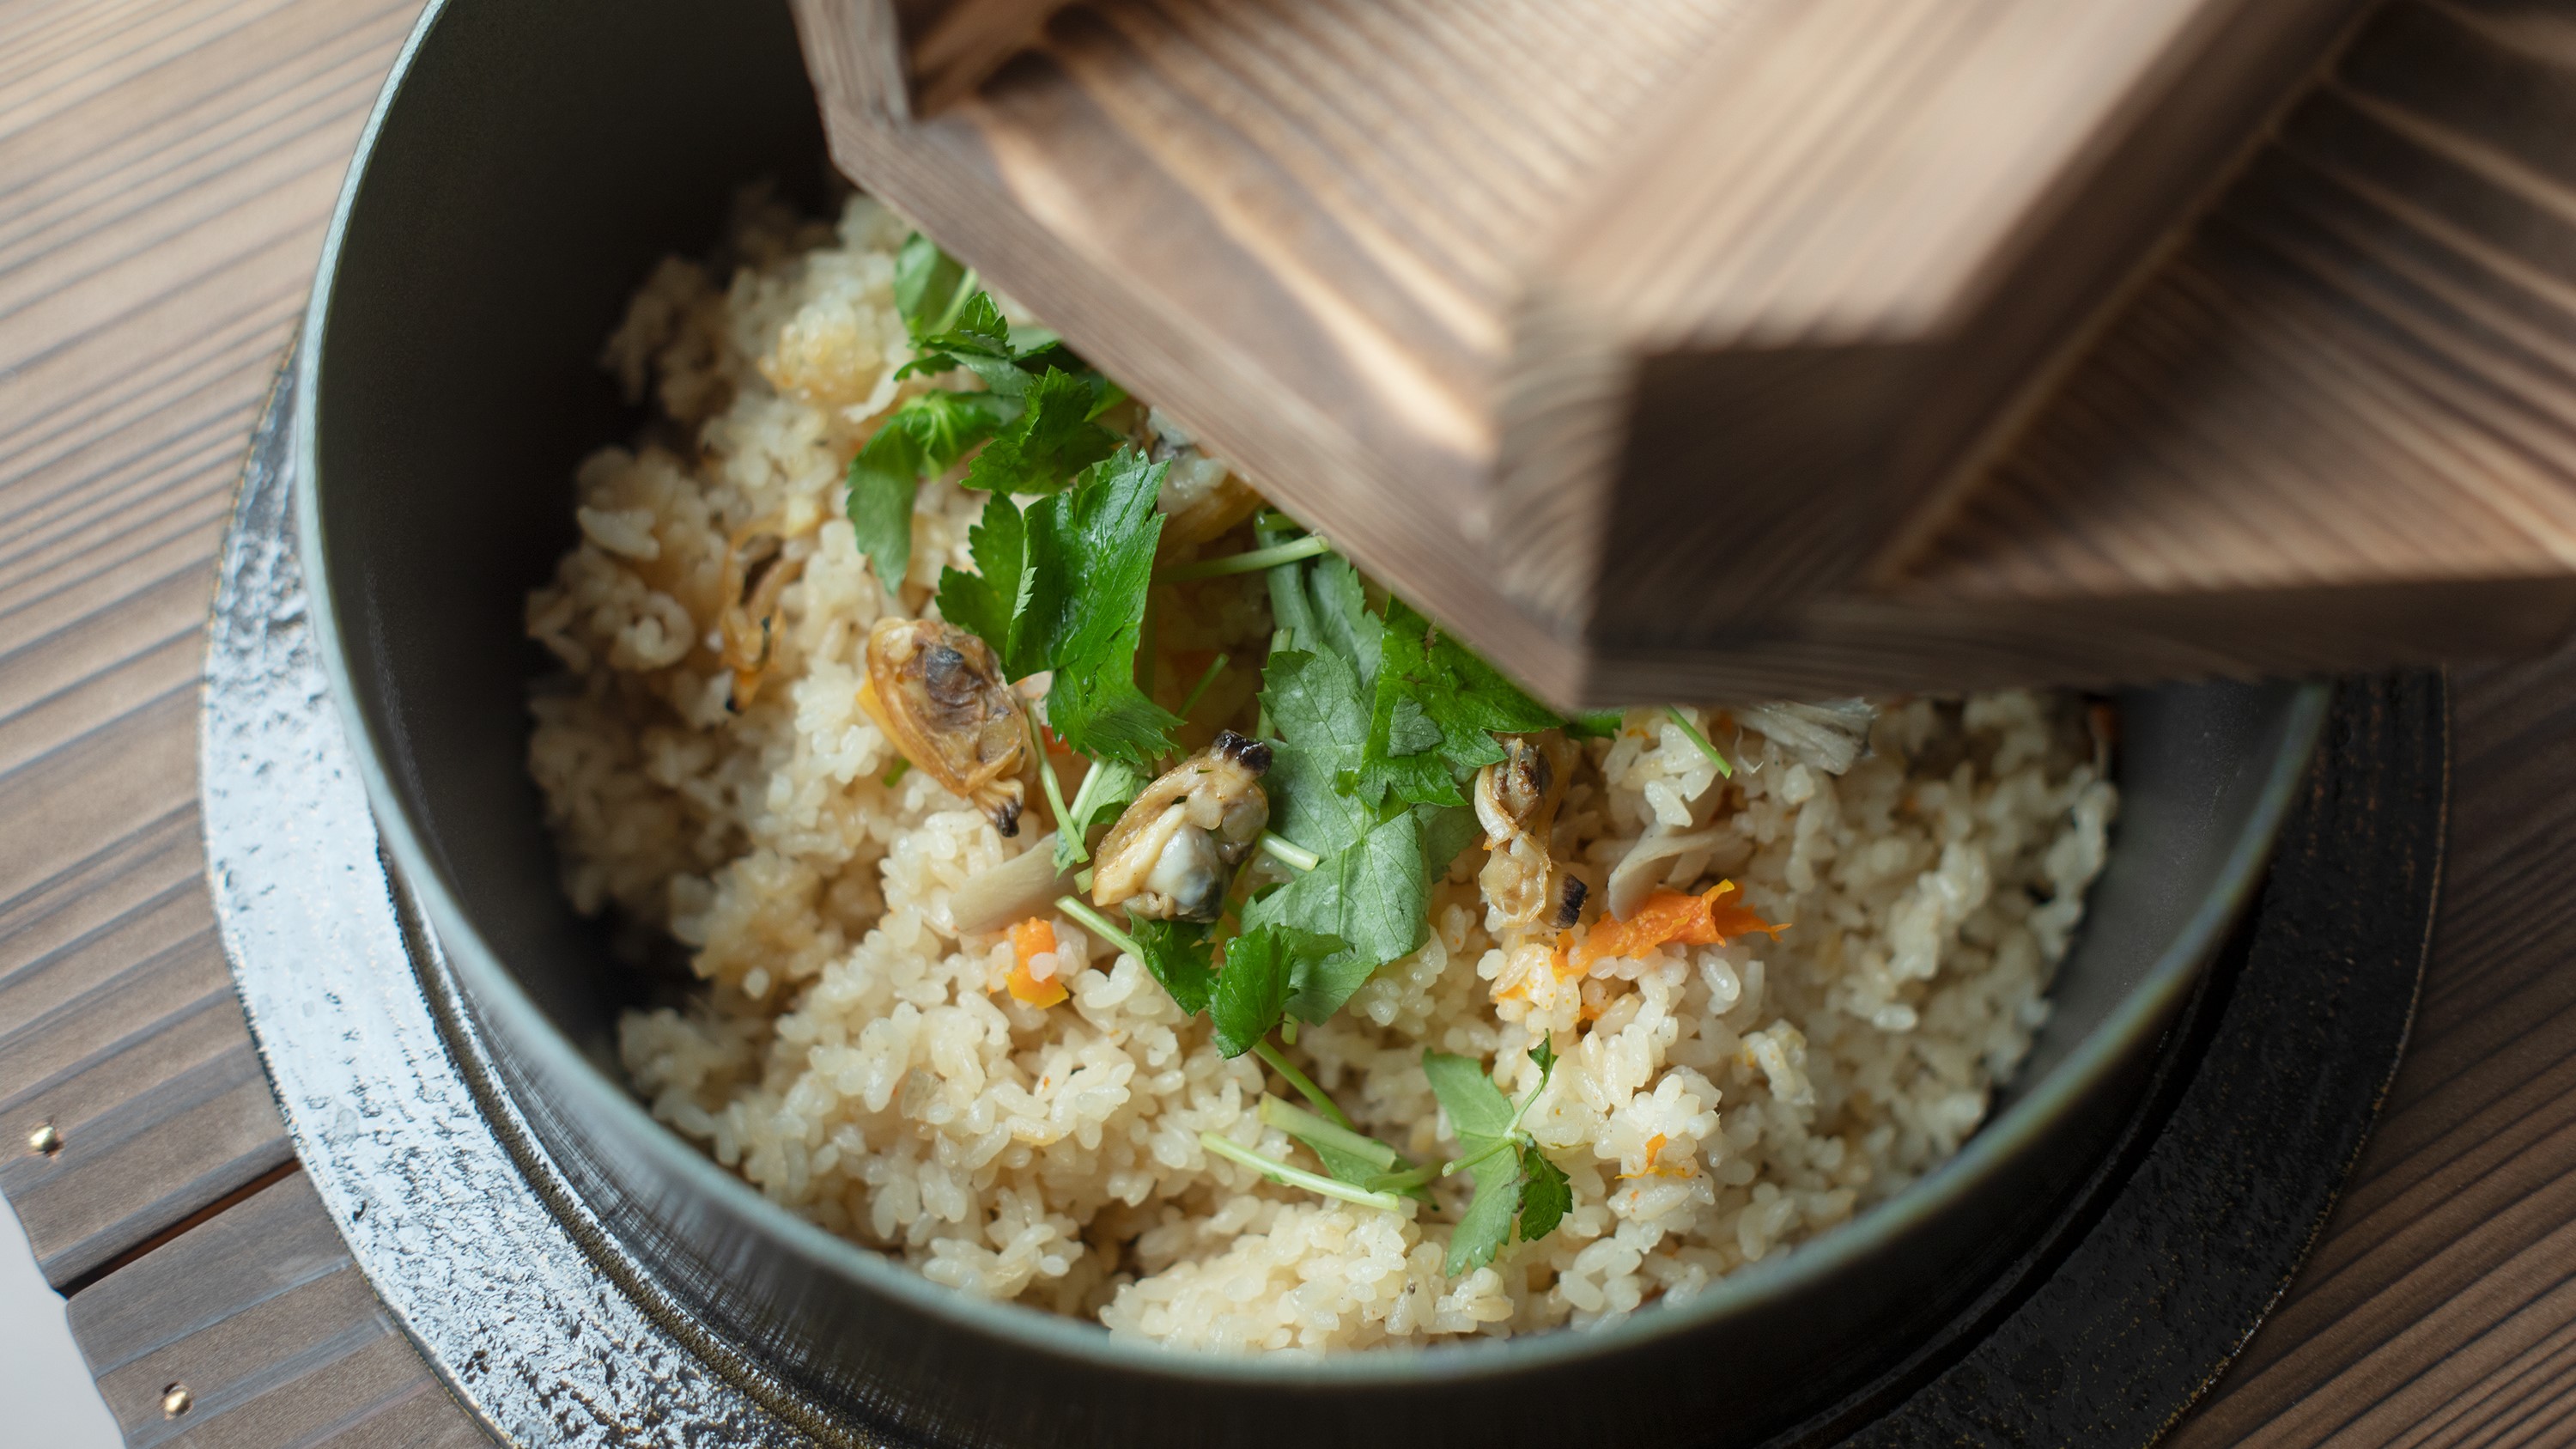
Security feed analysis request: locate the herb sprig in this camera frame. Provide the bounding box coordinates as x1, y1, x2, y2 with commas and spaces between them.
848, 234, 1126, 594
1425, 1039, 1569, 1275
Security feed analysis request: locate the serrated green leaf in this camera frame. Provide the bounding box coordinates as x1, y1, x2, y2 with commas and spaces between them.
963, 368, 1120, 496
847, 423, 927, 593
1353, 598, 1564, 809
1567, 708, 1628, 740
1211, 924, 1342, 1057
934, 493, 1029, 657
1019, 448, 1181, 765
1263, 544, 1379, 690
1258, 648, 1376, 857
1414, 803, 1480, 881
850, 389, 1010, 596
1424, 1052, 1516, 1142
1516, 1144, 1571, 1242
1242, 812, 1430, 1023
893, 234, 969, 338
1446, 1143, 1526, 1277
1129, 916, 1215, 1015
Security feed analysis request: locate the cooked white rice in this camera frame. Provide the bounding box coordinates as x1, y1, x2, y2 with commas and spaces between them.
523, 191, 2117, 1355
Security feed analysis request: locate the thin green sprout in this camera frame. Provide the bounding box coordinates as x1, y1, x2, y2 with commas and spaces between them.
1157, 534, 1332, 583
1259, 1097, 1399, 1170
927, 267, 981, 337
1177, 652, 1230, 718
1054, 896, 1141, 962
880, 758, 909, 788
1254, 1039, 1354, 1130
1257, 832, 1321, 874
1665, 705, 1735, 778
1370, 1161, 1441, 1192
1440, 1136, 1516, 1179
1025, 706, 1074, 838
1200, 1132, 1404, 1213
1056, 757, 1118, 867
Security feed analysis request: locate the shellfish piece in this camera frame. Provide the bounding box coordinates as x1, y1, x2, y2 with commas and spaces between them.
718, 518, 806, 709
1091, 731, 1272, 922
1474, 732, 1577, 930
862, 617, 1030, 835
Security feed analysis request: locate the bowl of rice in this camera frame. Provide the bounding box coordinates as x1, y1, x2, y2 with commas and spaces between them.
293, 2, 2329, 1445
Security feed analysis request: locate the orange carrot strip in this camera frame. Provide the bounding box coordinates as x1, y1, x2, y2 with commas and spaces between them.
1005, 916, 1067, 1007
1571, 881, 1783, 972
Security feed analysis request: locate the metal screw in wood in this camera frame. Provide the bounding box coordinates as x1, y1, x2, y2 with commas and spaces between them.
160, 1385, 192, 1418
27, 1123, 59, 1157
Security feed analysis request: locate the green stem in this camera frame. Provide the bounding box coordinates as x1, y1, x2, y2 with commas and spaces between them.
1666, 705, 1735, 779
1257, 832, 1321, 874
1157, 535, 1332, 582
1254, 1039, 1354, 1130
1056, 758, 1110, 867
1441, 1136, 1517, 1179
880, 758, 910, 788
1370, 1160, 1441, 1192
930, 267, 981, 337
1054, 895, 1141, 962
1259, 1097, 1399, 1170
1025, 705, 1074, 835
1200, 1133, 1403, 1213
1177, 652, 1230, 719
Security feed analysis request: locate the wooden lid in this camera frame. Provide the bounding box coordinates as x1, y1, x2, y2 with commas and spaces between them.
793, 0, 2576, 703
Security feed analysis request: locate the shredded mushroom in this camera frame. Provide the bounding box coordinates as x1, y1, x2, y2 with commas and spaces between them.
1735, 700, 1877, 776
1092, 732, 1271, 922
1605, 825, 1734, 922
860, 618, 1030, 836
949, 833, 1074, 935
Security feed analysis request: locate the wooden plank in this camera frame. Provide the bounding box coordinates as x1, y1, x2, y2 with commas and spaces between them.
67, 1171, 493, 1449
2168, 639, 2576, 1442
0, 0, 424, 1311
0, 796, 291, 1288
836, 0, 1081, 120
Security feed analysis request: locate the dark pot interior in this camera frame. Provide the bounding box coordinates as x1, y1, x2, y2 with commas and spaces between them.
296, 2, 2330, 1445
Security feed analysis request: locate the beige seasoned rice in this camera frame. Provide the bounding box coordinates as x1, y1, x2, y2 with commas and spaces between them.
523, 191, 2118, 1355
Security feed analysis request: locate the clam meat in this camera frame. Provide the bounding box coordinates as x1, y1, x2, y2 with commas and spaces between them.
863, 618, 1030, 836
1091, 732, 1272, 922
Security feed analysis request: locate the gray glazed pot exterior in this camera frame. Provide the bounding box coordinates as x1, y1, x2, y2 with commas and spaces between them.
294, 2, 2330, 1445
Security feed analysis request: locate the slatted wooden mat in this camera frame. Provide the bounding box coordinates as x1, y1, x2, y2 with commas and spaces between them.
5, 0, 2576, 1444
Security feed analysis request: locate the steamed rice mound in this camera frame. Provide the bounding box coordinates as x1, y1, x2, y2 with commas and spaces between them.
524, 191, 2117, 1354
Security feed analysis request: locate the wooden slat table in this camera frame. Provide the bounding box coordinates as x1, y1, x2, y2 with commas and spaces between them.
3, 0, 2576, 1445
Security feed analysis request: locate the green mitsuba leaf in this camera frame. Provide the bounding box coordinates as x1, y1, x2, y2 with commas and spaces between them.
1242, 811, 1431, 1024
848, 389, 1010, 593
1128, 916, 1215, 1016
1425, 1047, 1570, 1275
893, 233, 971, 339
934, 447, 1183, 767
963, 368, 1120, 497
1424, 1051, 1516, 1142
1020, 449, 1182, 765
1447, 1144, 1526, 1278
1257, 648, 1376, 857
1516, 1144, 1571, 1242
1210, 924, 1343, 1057
1353, 598, 1564, 809
1264, 544, 1379, 691
1567, 708, 1629, 740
